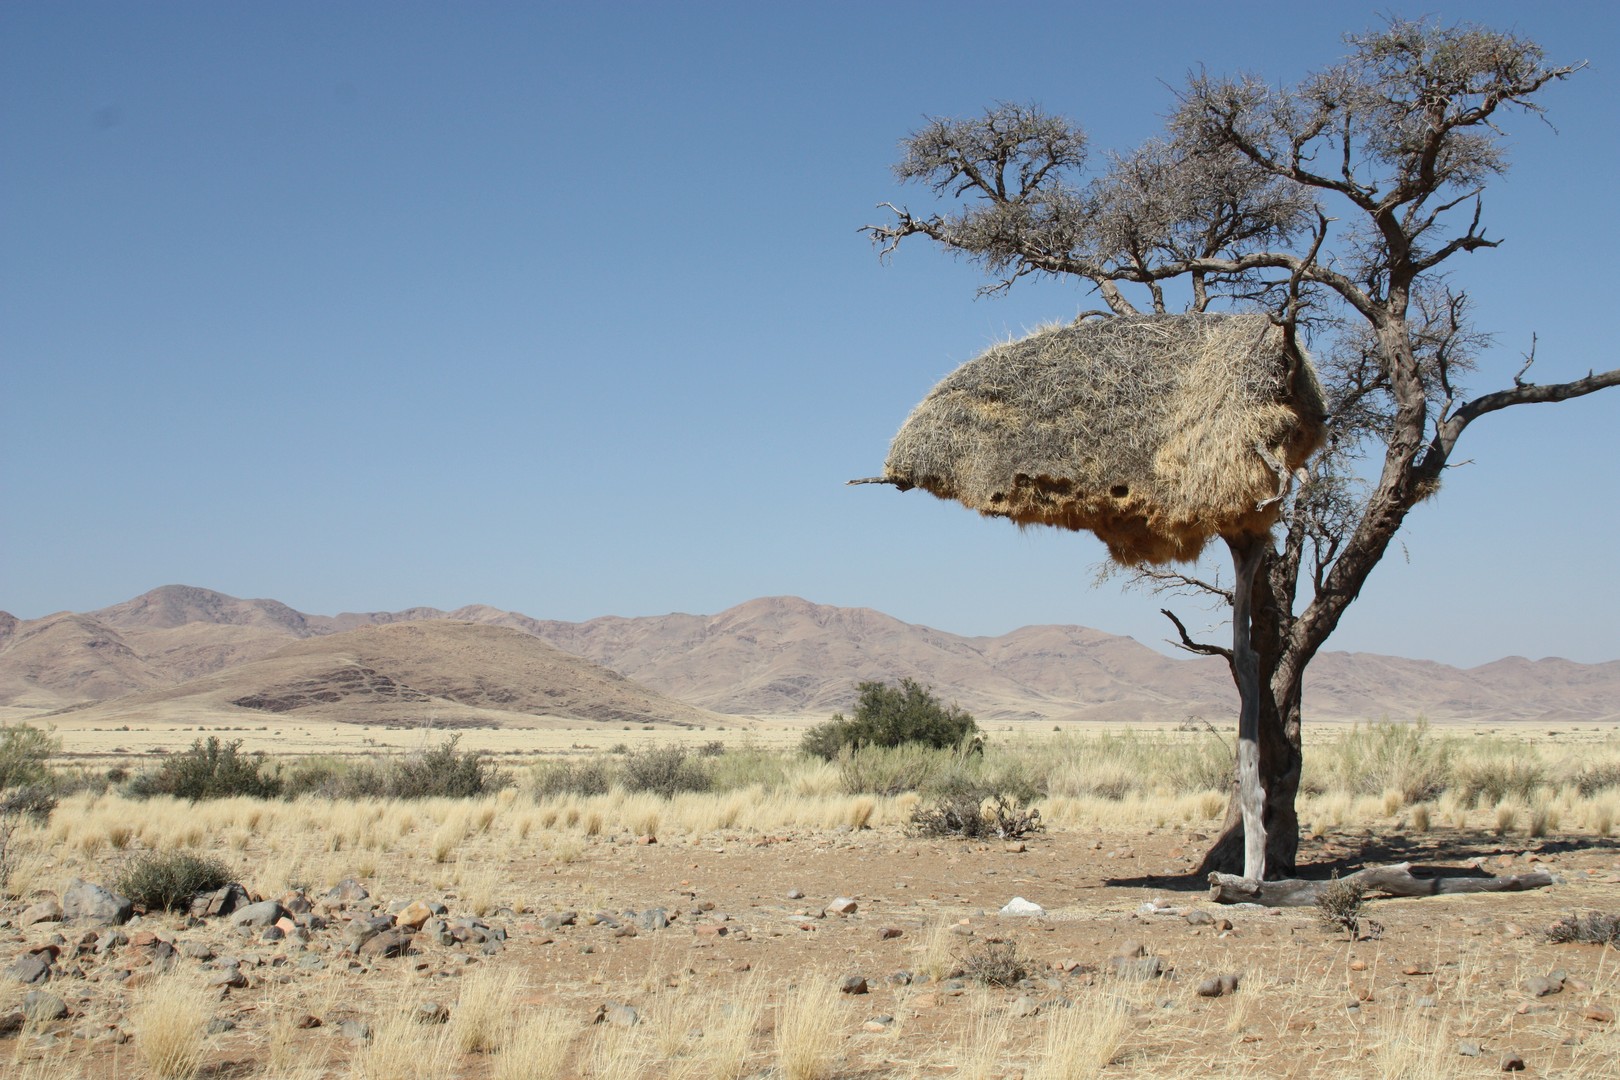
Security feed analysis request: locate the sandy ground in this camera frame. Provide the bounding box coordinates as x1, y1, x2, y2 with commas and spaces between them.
5, 808, 1618, 1077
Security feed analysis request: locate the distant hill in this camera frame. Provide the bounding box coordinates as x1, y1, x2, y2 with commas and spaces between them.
1, 585, 1615, 724
38, 620, 723, 729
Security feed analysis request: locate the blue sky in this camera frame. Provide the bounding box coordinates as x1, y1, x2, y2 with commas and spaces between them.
3, 2, 1616, 666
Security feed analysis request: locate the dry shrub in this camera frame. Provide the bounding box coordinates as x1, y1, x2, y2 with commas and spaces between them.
1545, 911, 1620, 946
1315, 872, 1366, 939
958, 937, 1028, 987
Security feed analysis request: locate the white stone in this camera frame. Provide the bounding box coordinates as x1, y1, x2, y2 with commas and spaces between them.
999, 897, 1044, 916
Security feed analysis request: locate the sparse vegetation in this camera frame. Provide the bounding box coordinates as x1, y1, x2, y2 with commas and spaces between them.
1545, 911, 1620, 946
958, 937, 1029, 986
909, 777, 1043, 840
115, 849, 234, 912
128, 736, 284, 800
1315, 872, 1367, 939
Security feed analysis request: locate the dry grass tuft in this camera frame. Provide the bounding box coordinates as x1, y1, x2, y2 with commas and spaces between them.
130, 973, 214, 1080
451, 965, 523, 1053
1029, 991, 1129, 1077
492, 1007, 576, 1080
774, 975, 845, 1080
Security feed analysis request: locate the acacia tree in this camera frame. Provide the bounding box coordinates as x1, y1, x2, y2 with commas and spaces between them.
865, 19, 1619, 877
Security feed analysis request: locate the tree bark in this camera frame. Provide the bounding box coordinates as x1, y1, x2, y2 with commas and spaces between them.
1227, 534, 1267, 881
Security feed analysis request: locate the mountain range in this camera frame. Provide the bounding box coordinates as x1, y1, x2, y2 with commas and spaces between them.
1, 585, 1615, 725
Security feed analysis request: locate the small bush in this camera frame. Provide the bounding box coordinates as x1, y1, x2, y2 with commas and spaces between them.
959, 937, 1029, 986
127, 737, 283, 800
1575, 763, 1620, 798
1315, 872, 1366, 939
0, 722, 59, 789
530, 757, 614, 799
387, 735, 495, 799
619, 745, 710, 797
909, 778, 1043, 840
116, 850, 233, 912
1545, 911, 1620, 946
802, 679, 978, 760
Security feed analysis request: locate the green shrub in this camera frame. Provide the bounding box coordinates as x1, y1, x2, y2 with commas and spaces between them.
0, 722, 59, 789
530, 757, 614, 799
386, 736, 496, 799
619, 745, 711, 798
116, 850, 233, 912
127, 737, 283, 801
802, 680, 978, 760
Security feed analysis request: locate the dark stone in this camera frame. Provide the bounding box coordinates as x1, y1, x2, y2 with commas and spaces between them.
6, 951, 53, 985
840, 975, 869, 995
22, 991, 69, 1022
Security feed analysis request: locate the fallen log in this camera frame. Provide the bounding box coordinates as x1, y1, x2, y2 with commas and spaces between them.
1208, 862, 1558, 907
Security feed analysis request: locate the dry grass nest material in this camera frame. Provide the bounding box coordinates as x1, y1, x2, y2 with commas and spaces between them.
880, 313, 1326, 564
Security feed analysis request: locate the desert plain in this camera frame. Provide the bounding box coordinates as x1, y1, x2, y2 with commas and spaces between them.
1, 589, 1618, 1078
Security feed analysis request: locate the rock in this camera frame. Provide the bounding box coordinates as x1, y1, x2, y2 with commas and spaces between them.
293, 1013, 322, 1029
1458, 1040, 1483, 1057
1185, 909, 1215, 926
878, 927, 903, 940
97, 930, 130, 954
1525, 976, 1563, 998
326, 879, 370, 905
1112, 940, 1146, 960
636, 908, 669, 932
1582, 1004, 1615, 1023
396, 902, 434, 931
281, 892, 313, 915
414, 1002, 450, 1025
206, 1018, 236, 1034
357, 929, 413, 959
1196, 978, 1224, 998
539, 912, 577, 931
1500, 1052, 1526, 1071
339, 1020, 372, 1042
230, 901, 285, 930
1110, 956, 1163, 981
193, 883, 251, 919
787, 889, 804, 900
6, 951, 54, 984
1349, 959, 1368, 971
22, 991, 69, 1022
999, 897, 1044, 917
21, 899, 63, 926
826, 898, 858, 916
208, 969, 248, 989
839, 976, 869, 995
1010, 994, 1040, 1017
62, 880, 133, 926
596, 1003, 639, 1028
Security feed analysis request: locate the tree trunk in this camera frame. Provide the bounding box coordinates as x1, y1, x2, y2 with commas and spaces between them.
1227, 535, 1267, 880
1198, 650, 1304, 879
